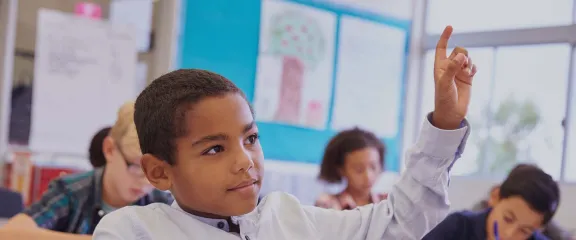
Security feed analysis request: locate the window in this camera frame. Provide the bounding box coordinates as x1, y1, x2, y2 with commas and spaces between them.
426, 0, 574, 34
421, 44, 571, 179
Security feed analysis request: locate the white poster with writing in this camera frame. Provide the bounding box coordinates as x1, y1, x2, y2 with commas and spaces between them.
30, 9, 137, 155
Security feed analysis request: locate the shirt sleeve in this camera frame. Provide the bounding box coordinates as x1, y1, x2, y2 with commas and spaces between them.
22, 179, 72, 231
302, 113, 470, 240
93, 207, 152, 240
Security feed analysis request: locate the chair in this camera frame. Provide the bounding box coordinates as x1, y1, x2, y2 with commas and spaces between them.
0, 187, 24, 218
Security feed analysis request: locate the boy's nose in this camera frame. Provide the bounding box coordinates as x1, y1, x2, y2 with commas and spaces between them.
234, 149, 254, 172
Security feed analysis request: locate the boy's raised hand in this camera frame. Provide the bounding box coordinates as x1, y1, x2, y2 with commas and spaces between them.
432, 26, 477, 130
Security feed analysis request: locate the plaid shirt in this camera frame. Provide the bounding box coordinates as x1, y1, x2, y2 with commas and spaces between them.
22, 167, 172, 234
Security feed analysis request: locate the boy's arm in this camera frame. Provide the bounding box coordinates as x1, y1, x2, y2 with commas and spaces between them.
0, 227, 91, 240
305, 25, 474, 239
303, 114, 469, 240
0, 180, 90, 239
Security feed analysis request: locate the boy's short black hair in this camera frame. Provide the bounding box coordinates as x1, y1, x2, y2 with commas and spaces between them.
134, 69, 249, 165
89, 127, 111, 168
499, 163, 559, 224
318, 128, 385, 183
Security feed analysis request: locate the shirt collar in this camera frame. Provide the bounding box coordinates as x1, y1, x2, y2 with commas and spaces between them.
171, 201, 234, 232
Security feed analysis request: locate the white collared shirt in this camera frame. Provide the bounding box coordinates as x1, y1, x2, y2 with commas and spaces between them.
93, 115, 470, 240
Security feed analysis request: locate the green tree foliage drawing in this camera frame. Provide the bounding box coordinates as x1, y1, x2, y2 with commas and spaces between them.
268, 10, 326, 71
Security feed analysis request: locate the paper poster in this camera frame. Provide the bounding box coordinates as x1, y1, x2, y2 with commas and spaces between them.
253, 0, 336, 129
109, 0, 154, 52
330, 16, 407, 138
136, 62, 148, 95
30, 9, 137, 155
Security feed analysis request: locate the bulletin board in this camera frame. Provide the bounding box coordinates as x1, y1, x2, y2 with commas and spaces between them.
178, 0, 411, 172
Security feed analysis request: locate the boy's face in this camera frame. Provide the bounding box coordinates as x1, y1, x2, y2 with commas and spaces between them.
103, 134, 152, 204
487, 196, 544, 240
149, 93, 264, 218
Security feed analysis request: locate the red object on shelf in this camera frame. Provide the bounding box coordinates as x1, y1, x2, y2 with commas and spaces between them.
34, 167, 79, 202
3, 162, 81, 205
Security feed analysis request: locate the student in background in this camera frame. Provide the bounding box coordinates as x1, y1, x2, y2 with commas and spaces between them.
471, 165, 573, 240
93, 27, 477, 239
422, 164, 560, 240
315, 128, 387, 210
89, 127, 112, 168
0, 102, 172, 240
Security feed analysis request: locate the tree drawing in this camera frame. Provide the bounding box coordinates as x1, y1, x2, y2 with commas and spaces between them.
470, 96, 541, 176
268, 9, 326, 124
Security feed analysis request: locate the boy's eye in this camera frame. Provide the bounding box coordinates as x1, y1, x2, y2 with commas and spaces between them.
203, 145, 224, 155
503, 216, 513, 223
245, 133, 260, 145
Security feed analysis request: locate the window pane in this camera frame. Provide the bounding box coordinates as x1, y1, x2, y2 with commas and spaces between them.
426, 0, 573, 34
420, 47, 494, 176
486, 44, 570, 179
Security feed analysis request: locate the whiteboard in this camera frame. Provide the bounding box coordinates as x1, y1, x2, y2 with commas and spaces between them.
30, 9, 137, 155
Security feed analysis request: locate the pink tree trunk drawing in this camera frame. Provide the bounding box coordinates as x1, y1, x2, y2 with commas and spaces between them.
274, 56, 304, 123
305, 100, 323, 127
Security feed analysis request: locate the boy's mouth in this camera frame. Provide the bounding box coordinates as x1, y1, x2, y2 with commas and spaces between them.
227, 179, 258, 191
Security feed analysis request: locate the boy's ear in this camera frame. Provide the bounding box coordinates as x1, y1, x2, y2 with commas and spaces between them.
102, 136, 117, 164
141, 154, 173, 191
488, 186, 501, 206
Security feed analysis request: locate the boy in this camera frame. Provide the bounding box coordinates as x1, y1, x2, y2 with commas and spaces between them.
471, 165, 571, 240
0, 102, 172, 240
422, 164, 560, 240
94, 25, 476, 239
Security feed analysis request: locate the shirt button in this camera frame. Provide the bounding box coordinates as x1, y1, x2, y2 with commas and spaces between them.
217, 222, 225, 229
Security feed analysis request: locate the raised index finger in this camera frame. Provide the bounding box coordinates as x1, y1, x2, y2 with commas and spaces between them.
435, 25, 453, 64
